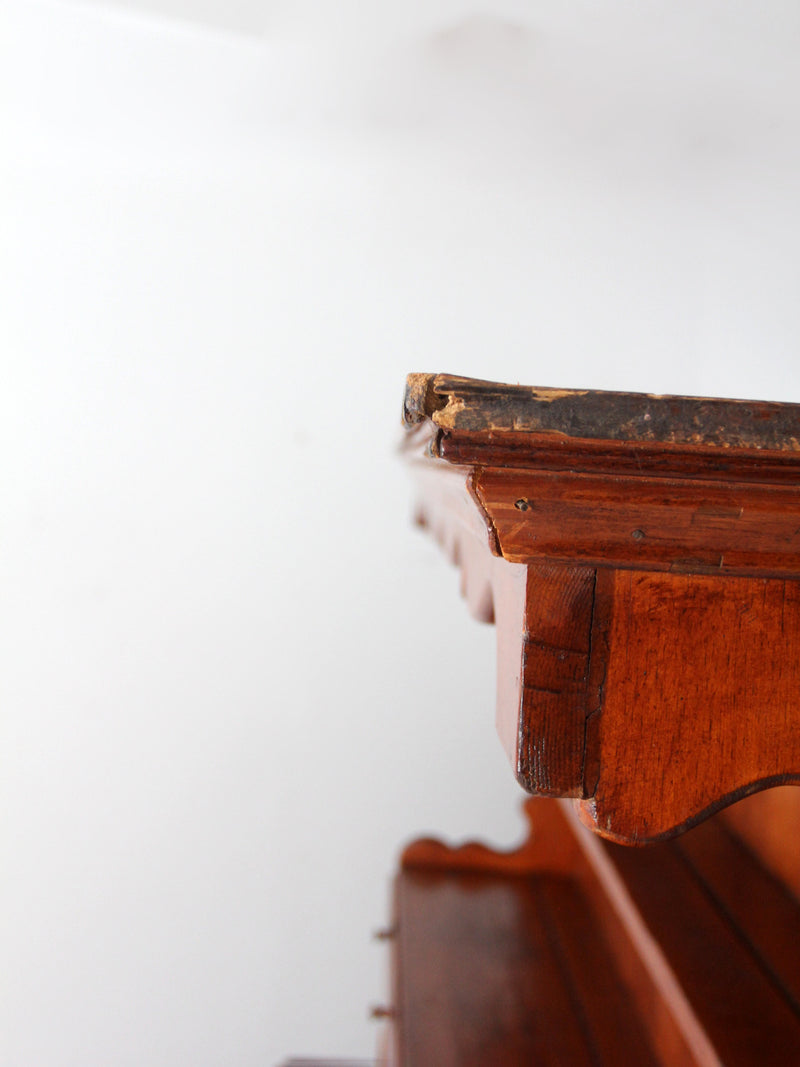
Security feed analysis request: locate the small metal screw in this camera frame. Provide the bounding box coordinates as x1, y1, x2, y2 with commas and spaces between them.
369, 1005, 396, 1021
632, 529, 645, 541
515, 498, 530, 511
372, 927, 397, 942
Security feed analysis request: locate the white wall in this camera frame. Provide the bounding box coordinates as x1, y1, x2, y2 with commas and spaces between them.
1, 3, 799, 1064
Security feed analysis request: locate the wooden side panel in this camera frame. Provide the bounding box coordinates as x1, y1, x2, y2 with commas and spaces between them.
579, 571, 800, 842
501, 564, 595, 796
676, 819, 800, 1011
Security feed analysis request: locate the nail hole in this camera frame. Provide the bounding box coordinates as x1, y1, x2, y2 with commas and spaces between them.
632, 529, 645, 541
515, 498, 530, 511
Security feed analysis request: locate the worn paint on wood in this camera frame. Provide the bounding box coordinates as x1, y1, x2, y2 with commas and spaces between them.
404, 372, 800, 451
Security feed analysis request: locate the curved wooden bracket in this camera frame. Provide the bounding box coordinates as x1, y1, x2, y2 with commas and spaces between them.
577, 569, 800, 843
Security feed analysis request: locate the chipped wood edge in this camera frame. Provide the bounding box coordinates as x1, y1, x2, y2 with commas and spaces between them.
403, 372, 800, 452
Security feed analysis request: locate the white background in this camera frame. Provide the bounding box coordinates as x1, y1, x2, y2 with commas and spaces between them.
2, 2, 799, 1064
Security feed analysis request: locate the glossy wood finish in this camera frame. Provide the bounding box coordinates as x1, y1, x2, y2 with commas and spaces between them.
403, 373, 800, 842
475, 465, 800, 577
391, 800, 667, 1067
579, 569, 800, 841
386, 797, 800, 1066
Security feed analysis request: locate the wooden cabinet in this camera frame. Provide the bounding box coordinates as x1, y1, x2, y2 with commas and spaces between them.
382, 374, 800, 1065
402, 373, 800, 842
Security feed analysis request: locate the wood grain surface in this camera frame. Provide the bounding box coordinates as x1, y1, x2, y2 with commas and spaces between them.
403, 372, 800, 842
578, 570, 800, 842
476, 465, 800, 578
389, 799, 800, 1065
392, 800, 665, 1067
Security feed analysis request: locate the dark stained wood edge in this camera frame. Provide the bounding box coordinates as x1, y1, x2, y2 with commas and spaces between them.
438, 429, 800, 483
403, 373, 800, 452
575, 775, 800, 846
583, 568, 614, 799
514, 564, 595, 797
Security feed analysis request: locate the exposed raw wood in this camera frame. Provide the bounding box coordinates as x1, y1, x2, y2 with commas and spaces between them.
404, 373, 800, 451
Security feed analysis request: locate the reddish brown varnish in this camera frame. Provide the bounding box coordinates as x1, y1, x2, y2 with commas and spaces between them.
403, 373, 800, 843
393, 801, 667, 1066
384, 797, 800, 1066
721, 786, 800, 900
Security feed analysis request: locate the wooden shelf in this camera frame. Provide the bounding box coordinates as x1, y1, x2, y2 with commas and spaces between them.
384, 797, 800, 1066
391, 864, 658, 1065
